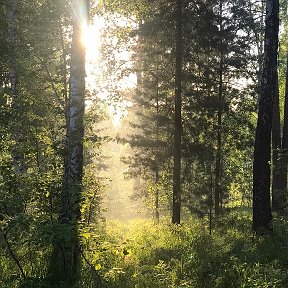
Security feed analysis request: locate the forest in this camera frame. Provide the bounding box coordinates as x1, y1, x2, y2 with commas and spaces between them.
1, 0, 288, 287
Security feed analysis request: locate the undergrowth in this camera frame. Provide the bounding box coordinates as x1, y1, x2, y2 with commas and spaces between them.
2, 212, 288, 287
91, 213, 288, 288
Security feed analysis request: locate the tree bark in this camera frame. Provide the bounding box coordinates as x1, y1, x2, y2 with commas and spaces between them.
215, 0, 224, 216
48, 0, 88, 284
272, 75, 283, 211
172, 0, 182, 224
276, 52, 288, 210
281, 53, 288, 175
155, 169, 160, 223
7, 0, 17, 95
62, 0, 87, 222
252, 0, 279, 232
155, 68, 160, 224
8, 0, 26, 175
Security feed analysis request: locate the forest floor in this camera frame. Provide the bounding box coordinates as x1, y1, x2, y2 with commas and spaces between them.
80, 211, 288, 288
2, 211, 288, 288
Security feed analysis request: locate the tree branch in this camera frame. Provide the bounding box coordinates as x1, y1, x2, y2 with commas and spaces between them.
2, 231, 26, 279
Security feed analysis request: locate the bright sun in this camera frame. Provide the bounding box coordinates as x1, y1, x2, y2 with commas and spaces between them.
82, 16, 136, 127
81, 16, 103, 61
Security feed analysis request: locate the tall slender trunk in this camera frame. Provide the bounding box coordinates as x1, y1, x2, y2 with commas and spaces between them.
209, 164, 213, 235
8, 0, 17, 96
252, 0, 279, 232
8, 0, 26, 175
132, 21, 143, 207
155, 169, 160, 223
59, 18, 69, 124
277, 52, 288, 209
155, 67, 160, 223
215, 0, 223, 216
172, 0, 182, 224
281, 52, 288, 178
48, 0, 88, 284
272, 75, 282, 211
62, 0, 87, 222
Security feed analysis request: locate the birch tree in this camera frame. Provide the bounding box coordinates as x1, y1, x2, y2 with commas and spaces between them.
49, 0, 89, 284
62, 0, 88, 225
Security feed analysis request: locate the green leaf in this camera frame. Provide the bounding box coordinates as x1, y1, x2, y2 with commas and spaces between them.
81, 232, 91, 239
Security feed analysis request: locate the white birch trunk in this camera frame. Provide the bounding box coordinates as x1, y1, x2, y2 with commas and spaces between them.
62, 0, 88, 222
49, 0, 88, 283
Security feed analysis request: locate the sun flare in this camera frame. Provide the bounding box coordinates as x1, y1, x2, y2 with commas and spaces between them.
81, 17, 103, 61
83, 16, 136, 127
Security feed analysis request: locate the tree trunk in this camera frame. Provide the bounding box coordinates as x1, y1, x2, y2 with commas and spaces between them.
155, 68, 160, 224
48, 0, 88, 284
172, 0, 182, 224
8, 0, 26, 175
215, 0, 224, 216
272, 75, 283, 211
281, 52, 288, 183
277, 52, 288, 210
7, 0, 17, 98
252, 0, 279, 232
155, 169, 160, 223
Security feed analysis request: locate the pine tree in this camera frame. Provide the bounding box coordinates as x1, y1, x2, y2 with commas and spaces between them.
253, 0, 279, 232
172, 0, 183, 224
